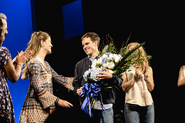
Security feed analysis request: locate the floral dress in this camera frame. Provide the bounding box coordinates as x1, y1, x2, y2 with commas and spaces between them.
0, 46, 15, 123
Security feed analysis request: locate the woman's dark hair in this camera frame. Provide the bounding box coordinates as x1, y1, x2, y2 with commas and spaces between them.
0, 19, 5, 44
0, 19, 3, 35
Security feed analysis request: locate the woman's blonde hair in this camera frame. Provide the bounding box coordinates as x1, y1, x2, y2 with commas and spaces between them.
127, 42, 149, 71
22, 31, 50, 79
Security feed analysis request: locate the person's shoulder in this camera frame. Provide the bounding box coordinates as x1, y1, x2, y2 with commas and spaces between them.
0, 46, 10, 53
44, 60, 51, 68
179, 65, 185, 72
30, 57, 38, 62
28, 57, 41, 66
0, 46, 9, 50
0, 46, 11, 59
75, 57, 88, 66
182, 65, 185, 69
148, 66, 152, 70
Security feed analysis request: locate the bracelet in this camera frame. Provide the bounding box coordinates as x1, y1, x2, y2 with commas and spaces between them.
13, 62, 23, 68
17, 63, 23, 68
55, 97, 59, 105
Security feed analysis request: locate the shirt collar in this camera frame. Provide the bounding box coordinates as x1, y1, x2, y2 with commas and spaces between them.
88, 55, 98, 62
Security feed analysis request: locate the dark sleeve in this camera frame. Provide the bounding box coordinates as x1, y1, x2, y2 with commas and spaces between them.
111, 75, 123, 89
73, 63, 81, 94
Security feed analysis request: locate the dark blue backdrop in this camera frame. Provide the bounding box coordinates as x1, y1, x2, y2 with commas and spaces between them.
62, 0, 84, 40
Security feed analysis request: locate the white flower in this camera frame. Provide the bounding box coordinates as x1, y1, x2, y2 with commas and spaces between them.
103, 62, 108, 68
91, 58, 102, 69
90, 69, 104, 81
107, 62, 115, 69
91, 59, 98, 68
83, 69, 91, 81
102, 54, 108, 58
109, 54, 114, 59
91, 60, 97, 69
90, 71, 98, 81
114, 54, 122, 63
97, 57, 102, 64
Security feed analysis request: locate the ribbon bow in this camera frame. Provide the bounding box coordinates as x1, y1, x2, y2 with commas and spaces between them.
80, 82, 105, 117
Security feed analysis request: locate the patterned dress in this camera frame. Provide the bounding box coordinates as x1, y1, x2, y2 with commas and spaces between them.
0, 46, 15, 123
19, 57, 74, 123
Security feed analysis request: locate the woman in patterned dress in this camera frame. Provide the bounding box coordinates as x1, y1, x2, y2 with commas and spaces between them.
0, 19, 31, 123
19, 31, 74, 123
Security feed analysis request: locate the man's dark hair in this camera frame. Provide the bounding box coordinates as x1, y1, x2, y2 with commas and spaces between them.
81, 32, 100, 47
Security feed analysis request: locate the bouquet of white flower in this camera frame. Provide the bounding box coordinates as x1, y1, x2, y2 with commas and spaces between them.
83, 53, 122, 82
80, 41, 151, 117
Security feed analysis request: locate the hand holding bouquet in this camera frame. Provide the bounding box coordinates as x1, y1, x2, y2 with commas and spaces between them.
80, 40, 152, 116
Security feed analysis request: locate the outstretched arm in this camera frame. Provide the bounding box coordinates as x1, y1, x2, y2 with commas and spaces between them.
50, 66, 74, 91
29, 60, 73, 109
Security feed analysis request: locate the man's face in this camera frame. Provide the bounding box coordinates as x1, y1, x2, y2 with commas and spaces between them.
82, 37, 98, 56
1, 19, 8, 35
